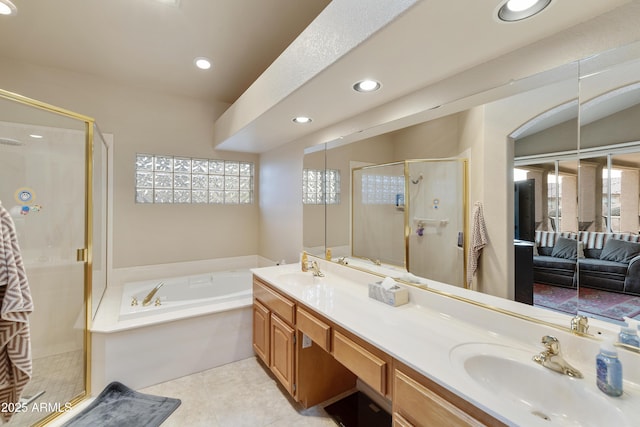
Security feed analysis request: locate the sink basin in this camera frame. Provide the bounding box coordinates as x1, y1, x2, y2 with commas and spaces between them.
276, 271, 322, 287
449, 343, 628, 426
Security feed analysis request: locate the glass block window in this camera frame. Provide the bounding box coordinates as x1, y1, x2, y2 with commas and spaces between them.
361, 174, 405, 205
135, 154, 254, 204
303, 169, 340, 205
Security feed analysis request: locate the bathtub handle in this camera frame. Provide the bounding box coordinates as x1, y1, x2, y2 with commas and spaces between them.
142, 282, 164, 306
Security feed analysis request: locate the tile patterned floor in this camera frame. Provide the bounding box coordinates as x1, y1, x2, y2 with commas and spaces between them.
10, 350, 84, 426
139, 357, 341, 427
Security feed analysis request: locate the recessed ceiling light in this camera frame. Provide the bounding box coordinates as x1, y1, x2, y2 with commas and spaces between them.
194, 57, 212, 70
292, 116, 312, 124
497, 0, 551, 22
152, 0, 181, 7
353, 79, 381, 93
0, 0, 17, 16
29, 134, 43, 139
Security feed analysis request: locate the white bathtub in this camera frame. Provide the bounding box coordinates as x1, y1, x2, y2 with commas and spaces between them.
92, 259, 264, 392
118, 270, 252, 321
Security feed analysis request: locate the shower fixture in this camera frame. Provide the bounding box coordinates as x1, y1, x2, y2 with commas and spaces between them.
0, 137, 22, 146
411, 173, 423, 184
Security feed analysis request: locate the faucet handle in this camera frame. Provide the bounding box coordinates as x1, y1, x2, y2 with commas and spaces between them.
541, 335, 560, 354
570, 315, 589, 334
311, 261, 325, 277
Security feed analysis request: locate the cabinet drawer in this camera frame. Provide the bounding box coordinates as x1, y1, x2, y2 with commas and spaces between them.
393, 412, 414, 427
297, 308, 331, 351
253, 278, 295, 325
333, 331, 386, 394
394, 369, 484, 427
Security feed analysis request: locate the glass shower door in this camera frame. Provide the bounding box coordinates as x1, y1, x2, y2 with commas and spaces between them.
0, 94, 89, 425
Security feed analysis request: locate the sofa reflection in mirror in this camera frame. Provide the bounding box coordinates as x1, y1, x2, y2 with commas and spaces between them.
533, 231, 640, 296
513, 75, 640, 328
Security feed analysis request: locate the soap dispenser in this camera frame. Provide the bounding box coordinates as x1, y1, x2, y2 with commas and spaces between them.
619, 317, 640, 347
596, 337, 623, 397
301, 251, 309, 272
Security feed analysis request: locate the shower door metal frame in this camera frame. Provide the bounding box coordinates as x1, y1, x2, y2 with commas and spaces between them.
0, 88, 94, 424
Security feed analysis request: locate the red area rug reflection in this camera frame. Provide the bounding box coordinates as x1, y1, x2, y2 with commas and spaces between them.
534, 283, 640, 321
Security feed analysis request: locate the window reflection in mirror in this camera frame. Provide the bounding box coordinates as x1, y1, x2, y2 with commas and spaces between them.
302, 145, 326, 258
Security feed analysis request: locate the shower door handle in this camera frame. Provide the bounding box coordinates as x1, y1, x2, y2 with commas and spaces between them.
76, 248, 87, 262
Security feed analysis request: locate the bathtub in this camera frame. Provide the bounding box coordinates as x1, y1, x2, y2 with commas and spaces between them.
118, 270, 252, 321
92, 259, 262, 392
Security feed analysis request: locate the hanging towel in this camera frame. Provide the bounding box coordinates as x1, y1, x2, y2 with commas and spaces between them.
0, 202, 33, 422
467, 201, 488, 290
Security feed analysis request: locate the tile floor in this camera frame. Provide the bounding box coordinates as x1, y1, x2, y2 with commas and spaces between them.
139, 357, 342, 427
9, 350, 84, 426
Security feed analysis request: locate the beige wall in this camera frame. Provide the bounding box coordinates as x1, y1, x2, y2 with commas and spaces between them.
258, 143, 305, 264
0, 58, 260, 268
391, 114, 461, 160
515, 119, 579, 157
582, 100, 640, 149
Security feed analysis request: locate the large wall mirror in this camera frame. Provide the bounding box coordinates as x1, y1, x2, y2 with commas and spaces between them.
303, 40, 640, 349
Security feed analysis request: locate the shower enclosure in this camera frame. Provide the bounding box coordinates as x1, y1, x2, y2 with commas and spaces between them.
352, 159, 467, 286
0, 89, 107, 426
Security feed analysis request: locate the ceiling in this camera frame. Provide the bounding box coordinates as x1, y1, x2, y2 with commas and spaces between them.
0, 0, 331, 104
0, 0, 634, 153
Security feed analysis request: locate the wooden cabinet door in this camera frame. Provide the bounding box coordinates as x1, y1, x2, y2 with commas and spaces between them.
270, 313, 295, 396
252, 300, 270, 365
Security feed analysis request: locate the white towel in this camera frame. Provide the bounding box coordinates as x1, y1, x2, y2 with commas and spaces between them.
467, 201, 488, 289
0, 203, 33, 422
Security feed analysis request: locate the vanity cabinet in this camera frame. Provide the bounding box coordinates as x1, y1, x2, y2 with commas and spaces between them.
295, 307, 357, 408
253, 273, 504, 426
253, 276, 356, 404
253, 277, 297, 397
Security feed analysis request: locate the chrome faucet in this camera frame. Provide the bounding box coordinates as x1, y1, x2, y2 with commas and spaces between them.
142, 282, 164, 306
337, 257, 349, 265
310, 261, 324, 277
533, 335, 583, 378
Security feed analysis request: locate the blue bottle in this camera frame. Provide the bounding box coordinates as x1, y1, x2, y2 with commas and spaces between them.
596, 338, 623, 397
619, 317, 640, 347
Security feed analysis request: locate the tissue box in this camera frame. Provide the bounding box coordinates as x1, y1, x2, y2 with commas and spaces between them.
368, 282, 409, 307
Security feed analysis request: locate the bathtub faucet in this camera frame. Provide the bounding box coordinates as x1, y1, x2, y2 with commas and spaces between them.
142, 282, 164, 306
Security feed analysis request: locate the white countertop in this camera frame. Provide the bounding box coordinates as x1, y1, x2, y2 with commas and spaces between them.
252, 260, 640, 427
